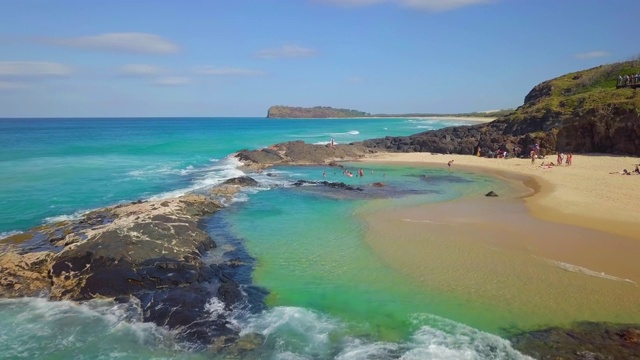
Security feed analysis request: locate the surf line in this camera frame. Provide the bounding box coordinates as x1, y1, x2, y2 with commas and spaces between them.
401, 218, 449, 225
534, 256, 637, 285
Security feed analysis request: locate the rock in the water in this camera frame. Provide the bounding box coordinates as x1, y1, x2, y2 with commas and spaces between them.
221, 176, 259, 187
619, 328, 640, 343
510, 322, 640, 360
485, 191, 499, 197
0, 193, 249, 346
371, 182, 385, 187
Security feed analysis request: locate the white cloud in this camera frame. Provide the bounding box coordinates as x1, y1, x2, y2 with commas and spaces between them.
315, 0, 495, 11
49, 32, 180, 54
255, 45, 318, 59
194, 66, 267, 76
0, 61, 73, 77
152, 76, 191, 86
118, 64, 166, 76
574, 51, 611, 60
0, 81, 30, 90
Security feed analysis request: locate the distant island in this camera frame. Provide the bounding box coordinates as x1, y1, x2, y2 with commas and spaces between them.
267, 106, 370, 118
266, 105, 513, 119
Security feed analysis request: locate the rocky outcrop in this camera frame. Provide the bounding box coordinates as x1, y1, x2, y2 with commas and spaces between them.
361, 61, 640, 156
292, 180, 364, 191
236, 140, 376, 168
511, 322, 640, 360
0, 179, 259, 345
361, 121, 521, 156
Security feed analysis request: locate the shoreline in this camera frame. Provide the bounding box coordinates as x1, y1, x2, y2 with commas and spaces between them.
356, 152, 640, 331
360, 152, 640, 240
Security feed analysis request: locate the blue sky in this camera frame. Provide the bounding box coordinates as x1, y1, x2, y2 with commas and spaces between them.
0, 0, 637, 117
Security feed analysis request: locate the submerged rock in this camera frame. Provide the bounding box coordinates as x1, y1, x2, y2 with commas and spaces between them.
485, 191, 499, 197
222, 176, 259, 187
510, 322, 640, 360
292, 179, 363, 191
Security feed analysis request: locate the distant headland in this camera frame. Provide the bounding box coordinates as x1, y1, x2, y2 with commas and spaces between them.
266, 105, 513, 119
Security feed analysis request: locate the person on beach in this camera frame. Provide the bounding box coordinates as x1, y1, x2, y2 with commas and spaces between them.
610, 169, 631, 175
330, 137, 335, 148
447, 160, 454, 169
530, 150, 536, 164
566, 153, 573, 166
634, 165, 640, 174
476, 147, 482, 157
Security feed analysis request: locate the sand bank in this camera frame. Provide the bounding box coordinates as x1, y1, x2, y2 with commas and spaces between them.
356, 152, 640, 329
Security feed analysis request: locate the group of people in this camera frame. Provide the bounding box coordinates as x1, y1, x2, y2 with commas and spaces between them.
556, 152, 573, 166
617, 74, 640, 87
340, 168, 366, 178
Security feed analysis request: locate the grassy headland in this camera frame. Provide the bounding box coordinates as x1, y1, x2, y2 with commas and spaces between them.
362, 59, 640, 156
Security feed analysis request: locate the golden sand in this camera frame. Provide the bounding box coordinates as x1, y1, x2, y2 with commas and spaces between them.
357, 153, 640, 329
362, 153, 640, 238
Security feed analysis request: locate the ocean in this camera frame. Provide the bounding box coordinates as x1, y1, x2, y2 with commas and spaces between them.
0, 118, 533, 359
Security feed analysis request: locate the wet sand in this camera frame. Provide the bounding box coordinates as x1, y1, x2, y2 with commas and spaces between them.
357, 153, 640, 330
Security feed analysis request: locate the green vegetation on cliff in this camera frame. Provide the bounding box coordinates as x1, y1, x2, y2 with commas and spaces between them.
508, 59, 640, 122
498, 59, 640, 154
267, 106, 370, 118
361, 59, 640, 156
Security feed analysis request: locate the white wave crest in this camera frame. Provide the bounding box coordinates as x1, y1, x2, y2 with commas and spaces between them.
402, 218, 449, 225
328, 130, 359, 136
149, 155, 247, 200
0, 297, 175, 359
236, 307, 531, 360
313, 141, 339, 146
44, 209, 88, 224
0, 230, 22, 239
543, 258, 636, 285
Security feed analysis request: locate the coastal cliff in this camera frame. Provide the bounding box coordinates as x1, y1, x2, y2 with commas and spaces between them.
362, 60, 640, 156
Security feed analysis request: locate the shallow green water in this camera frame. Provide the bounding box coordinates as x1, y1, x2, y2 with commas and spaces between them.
226, 165, 518, 341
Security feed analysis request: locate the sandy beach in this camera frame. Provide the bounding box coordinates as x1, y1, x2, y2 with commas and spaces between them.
357, 152, 640, 328
362, 152, 640, 238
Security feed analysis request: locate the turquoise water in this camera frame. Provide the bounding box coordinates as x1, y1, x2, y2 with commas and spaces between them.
0, 118, 532, 359
0, 117, 466, 235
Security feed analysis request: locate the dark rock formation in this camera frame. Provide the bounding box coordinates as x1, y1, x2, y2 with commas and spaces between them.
360, 121, 519, 157
292, 179, 364, 191
236, 141, 375, 168
222, 176, 259, 187
485, 191, 499, 197
360, 61, 640, 156
510, 322, 640, 360
0, 178, 261, 346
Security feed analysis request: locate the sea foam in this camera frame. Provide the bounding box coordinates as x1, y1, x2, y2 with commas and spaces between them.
542, 258, 636, 284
